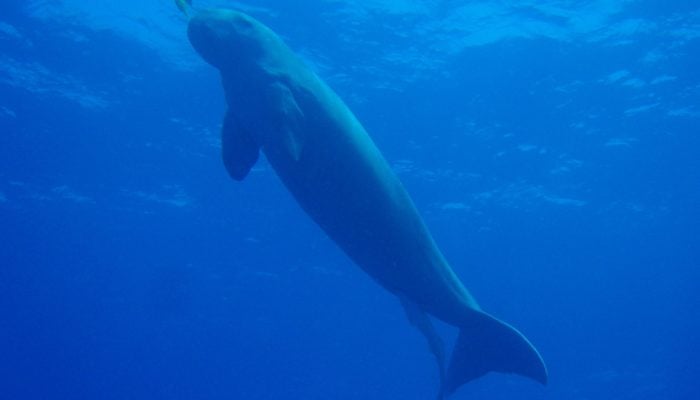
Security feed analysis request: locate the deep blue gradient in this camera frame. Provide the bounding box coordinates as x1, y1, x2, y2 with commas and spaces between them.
1, 1, 698, 399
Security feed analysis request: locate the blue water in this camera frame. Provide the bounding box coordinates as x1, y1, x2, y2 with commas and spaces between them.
1, 1, 698, 399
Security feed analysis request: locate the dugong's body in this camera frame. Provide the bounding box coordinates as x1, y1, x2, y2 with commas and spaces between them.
187, 9, 547, 397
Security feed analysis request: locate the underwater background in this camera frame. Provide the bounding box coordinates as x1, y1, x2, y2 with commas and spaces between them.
1, 1, 698, 399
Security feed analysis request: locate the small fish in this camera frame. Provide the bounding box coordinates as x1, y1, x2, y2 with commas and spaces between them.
175, 0, 192, 16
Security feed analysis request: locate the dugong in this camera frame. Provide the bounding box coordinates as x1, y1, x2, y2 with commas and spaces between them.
187, 8, 547, 397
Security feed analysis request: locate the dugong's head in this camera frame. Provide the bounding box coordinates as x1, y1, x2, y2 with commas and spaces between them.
187, 9, 270, 71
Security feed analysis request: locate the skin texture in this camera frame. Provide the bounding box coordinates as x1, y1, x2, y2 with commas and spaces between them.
187, 9, 547, 397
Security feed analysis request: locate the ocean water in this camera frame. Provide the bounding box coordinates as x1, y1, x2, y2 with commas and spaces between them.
1, 1, 698, 399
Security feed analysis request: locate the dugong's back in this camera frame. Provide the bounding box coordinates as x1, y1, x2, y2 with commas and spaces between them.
187, 8, 547, 397
270, 78, 467, 308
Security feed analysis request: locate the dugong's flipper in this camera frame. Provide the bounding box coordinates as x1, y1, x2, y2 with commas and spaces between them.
221, 110, 260, 180
444, 311, 548, 395
175, 0, 193, 16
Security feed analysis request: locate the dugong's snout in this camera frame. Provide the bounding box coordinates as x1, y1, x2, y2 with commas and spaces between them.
187, 9, 263, 70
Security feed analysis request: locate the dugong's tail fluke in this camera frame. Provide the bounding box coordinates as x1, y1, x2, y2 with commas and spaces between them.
444, 311, 547, 395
